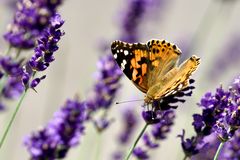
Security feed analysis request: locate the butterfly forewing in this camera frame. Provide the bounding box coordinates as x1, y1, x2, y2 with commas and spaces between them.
111, 40, 149, 93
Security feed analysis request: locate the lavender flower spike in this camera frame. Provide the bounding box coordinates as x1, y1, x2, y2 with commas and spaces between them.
23, 13, 64, 89
24, 99, 86, 160
86, 55, 122, 112
180, 75, 240, 158
4, 0, 63, 48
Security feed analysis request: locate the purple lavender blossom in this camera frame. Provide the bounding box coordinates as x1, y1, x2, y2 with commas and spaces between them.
191, 134, 223, 160
180, 75, 240, 158
133, 147, 149, 159
0, 56, 24, 109
208, 34, 240, 82
0, 14, 64, 111
86, 55, 122, 112
2, 77, 24, 99
93, 117, 111, 132
225, 129, 240, 159
0, 56, 24, 99
24, 99, 86, 160
112, 109, 138, 160
4, 0, 63, 48
119, 109, 138, 144
0, 56, 23, 76
23, 13, 64, 89
119, 0, 149, 42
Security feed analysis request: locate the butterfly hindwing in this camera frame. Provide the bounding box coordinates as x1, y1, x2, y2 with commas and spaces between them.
111, 40, 149, 93
147, 55, 200, 99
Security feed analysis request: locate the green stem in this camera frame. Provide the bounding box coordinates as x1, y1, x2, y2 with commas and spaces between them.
213, 142, 224, 160
4, 45, 12, 56
124, 123, 148, 160
0, 90, 28, 149
0, 75, 8, 94
183, 155, 188, 160
94, 133, 102, 160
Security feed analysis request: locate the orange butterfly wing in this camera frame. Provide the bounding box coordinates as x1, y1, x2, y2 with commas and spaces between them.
111, 40, 149, 93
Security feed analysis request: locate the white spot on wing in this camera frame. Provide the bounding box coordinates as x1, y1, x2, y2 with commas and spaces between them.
121, 60, 127, 70
123, 59, 127, 65
120, 49, 123, 52
114, 54, 117, 59
124, 50, 129, 55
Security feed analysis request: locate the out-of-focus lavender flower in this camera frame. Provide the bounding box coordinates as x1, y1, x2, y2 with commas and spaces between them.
180, 75, 240, 158
23, 13, 64, 89
0, 56, 23, 76
0, 56, 24, 98
86, 55, 122, 112
24, 99, 86, 160
225, 129, 240, 159
2, 77, 24, 99
133, 147, 149, 159
112, 109, 138, 160
119, 0, 149, 42
93, 117, 112, 133
119, 109, 138, 144
208, 34, 240, 82
0, 56, 24, 109
119, 0, 165, 43
191, 134, 223, 160
133, 110, 175, 159
4, 0, 63, 48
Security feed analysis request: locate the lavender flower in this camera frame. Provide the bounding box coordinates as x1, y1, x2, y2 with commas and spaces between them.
0, 56, 24, 109
133, 147, 149, 159
2, 77, 24, 99
4, 0, 63, 48
225, 129, 240, 159
112, 109, 138, 160
86, 55, 122, 112
191, 134, 223, 160
23, 13, 64, 89
119, 0, 149, 42
119, 109, 138, 144
180, 75, 240, 158
0, 14, 64, 111
24, 99, 86, 160
208, 34, 240, 82
0, 56, 23, 76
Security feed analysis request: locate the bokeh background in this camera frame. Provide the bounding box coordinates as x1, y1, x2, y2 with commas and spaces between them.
0, 0, 240, 159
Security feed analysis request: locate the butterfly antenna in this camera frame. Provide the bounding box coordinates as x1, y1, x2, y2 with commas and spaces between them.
116, 99, 144, 104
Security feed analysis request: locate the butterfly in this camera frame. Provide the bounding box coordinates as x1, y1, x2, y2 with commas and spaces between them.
111, 39, 200, 104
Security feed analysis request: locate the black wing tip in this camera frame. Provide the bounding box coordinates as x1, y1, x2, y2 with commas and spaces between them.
111, 40, 124, 50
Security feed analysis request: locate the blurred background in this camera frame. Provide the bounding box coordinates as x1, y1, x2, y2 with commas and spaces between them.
0, 0, 240, 159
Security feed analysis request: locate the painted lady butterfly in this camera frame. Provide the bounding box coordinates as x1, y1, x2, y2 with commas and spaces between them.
111, 39, 200, 104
